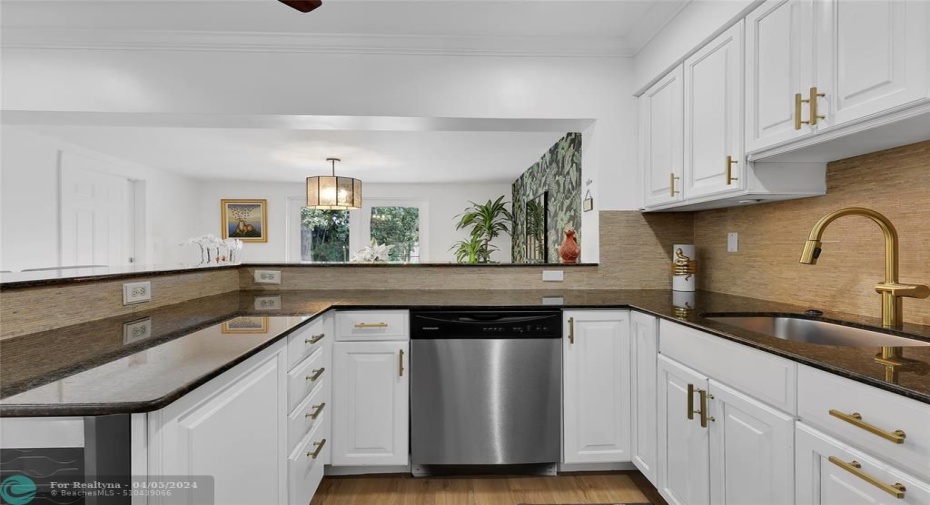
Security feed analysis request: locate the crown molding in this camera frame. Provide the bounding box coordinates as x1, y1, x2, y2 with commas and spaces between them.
2, 28, 637, 58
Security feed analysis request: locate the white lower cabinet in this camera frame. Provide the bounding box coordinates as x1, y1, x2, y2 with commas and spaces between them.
562, 310, 631, 464
657, 354, 794, 505
631, 312, 658, 485
658, 355, 711, 505
147, 342, 288, 505
332, 340, 409, 466
796, 422, 930, 505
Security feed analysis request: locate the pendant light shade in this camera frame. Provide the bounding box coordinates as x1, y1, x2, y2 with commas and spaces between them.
306, 158, 362, 210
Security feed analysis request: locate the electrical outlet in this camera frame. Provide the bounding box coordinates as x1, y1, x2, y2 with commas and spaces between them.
123, 317, 153, 344
542, 270, 564, 282
727, 232, 739, 253
254, 270, 282, 284
254, 295, 282, 310
122, 281, 152, 305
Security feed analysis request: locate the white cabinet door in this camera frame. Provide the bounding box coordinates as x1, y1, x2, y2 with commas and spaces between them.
563, 310, 631, 464
709, 380, 795, 505
641, 66, 685, 208
631, 311, 658, 485
745, 0, 814, 151
332, 341, 409, 466
796, 422, 930, 505
683, 21, 745, 200
816, 0, 929, 128
658, 355, 710, 505
149, 344, 287, 505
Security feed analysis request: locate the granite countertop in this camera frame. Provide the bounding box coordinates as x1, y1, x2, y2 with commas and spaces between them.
2, 289, 929, 417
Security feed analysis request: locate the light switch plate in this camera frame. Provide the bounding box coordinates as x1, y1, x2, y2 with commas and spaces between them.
727, 232, 739, 253
542, 270, 564, 282
122, 281, 152, 305
254, 270, 282, 284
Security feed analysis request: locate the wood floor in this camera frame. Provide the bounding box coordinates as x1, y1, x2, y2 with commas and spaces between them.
310, 472, 653, 505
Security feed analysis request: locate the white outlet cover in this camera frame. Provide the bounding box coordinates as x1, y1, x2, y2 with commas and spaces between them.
254, 270, 282, 284
123, 317, 153, 344
727, 232, 739, 252
254, 295, 282, 310
122, 281, 152, 305
542, 270, 564, 282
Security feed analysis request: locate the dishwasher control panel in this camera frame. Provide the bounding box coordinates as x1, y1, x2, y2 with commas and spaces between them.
410, 310, 562, 339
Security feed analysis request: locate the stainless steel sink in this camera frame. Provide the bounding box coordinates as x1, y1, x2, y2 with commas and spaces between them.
704, 315, 930, 347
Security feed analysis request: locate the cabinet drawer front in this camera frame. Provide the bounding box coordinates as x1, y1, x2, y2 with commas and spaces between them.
288, 416, 327, 505
287, 315, 329, 370
336, 310, 409, 341
796, 422, 930, 504
798, 365, 930, 479
288, 378, 327, 452
659, 319, 797, 413
287, 348, 325, 414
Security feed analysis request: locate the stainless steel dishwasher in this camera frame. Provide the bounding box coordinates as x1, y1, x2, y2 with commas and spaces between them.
409, 310, 561, 475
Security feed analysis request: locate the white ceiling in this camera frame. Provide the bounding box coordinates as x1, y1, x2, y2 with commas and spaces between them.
24, 125, 571, 183
4, 1, 686, 184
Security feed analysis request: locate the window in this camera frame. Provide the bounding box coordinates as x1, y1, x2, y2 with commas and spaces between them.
369, 206, 420, 263
299, 209, 350, 262
288, 197, 428, 263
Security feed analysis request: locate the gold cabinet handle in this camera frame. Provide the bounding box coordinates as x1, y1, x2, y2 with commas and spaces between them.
828, 457, 906, 499
809, 86, 826, 126
399, 349, 405, 377
829, 409, 906, 444
305, 333, 325, 345
305, 367, 325, 382
670, 173, 681, 197
726, 156, 738, 185
795, 92, 811, 130
354, 322, 388, 329
698, 389, 714, 428
568, 317, 575, 344
687, 383, 696, 420
305, 402, 326, 420
307, 439, 327, 460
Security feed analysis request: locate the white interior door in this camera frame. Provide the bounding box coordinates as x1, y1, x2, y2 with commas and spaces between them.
59, 152, 134, 267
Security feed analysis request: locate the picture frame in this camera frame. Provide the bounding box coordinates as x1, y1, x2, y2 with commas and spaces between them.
221, 199, 267, 242
221, 316, 269, 334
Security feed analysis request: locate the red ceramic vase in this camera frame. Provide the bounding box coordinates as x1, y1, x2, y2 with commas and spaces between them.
559, 229, 580, 264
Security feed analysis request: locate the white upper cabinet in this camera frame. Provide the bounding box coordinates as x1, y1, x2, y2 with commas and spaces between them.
744, 0, 930, 158
683, 21, 745, 200
745, 0, 814, 151
640, 66, 685, 208
815, 0, 929, 128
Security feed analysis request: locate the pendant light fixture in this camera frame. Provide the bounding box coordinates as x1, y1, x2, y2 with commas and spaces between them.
306, 157, 362, 210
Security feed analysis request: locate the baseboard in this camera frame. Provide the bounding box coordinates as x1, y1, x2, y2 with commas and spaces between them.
557, 461, 637, 473
324, 464, 411, 476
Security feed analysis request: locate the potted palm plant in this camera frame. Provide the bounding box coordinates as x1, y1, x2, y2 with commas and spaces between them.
450, 196, 513, 264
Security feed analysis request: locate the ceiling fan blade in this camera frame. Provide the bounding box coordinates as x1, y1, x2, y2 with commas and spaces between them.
278, 0, 323, 13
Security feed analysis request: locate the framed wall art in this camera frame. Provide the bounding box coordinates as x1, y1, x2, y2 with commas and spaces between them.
221, 199, 267, 242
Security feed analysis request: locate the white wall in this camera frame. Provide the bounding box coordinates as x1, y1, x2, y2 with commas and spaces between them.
195, 181, 512, 264
633, 0, 759, 94
3, 47, 643, 261
0, 127, 202, 272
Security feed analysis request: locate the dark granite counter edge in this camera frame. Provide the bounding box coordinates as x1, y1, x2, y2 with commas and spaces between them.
0, 263, 598, 290
4, 298, 929, 417
0, 311, 330, 417
0, 265, 240, 290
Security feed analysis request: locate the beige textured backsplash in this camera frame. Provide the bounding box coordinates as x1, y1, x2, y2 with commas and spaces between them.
694, 140, 930, 326
0, 269, 240, 339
